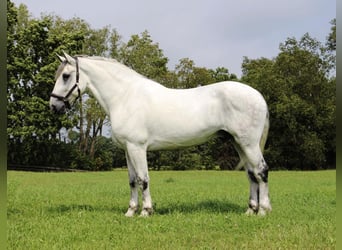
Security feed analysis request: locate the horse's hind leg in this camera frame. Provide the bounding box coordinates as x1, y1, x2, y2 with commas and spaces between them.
231, 141, 261, 214
240, 144, 271, 215
246, 168, 260, 215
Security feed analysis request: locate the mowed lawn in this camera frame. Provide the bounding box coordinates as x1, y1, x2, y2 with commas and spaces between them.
7, 170, 335, 249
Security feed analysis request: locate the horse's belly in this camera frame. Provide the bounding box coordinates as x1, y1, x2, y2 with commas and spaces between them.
147, 127, 219, 151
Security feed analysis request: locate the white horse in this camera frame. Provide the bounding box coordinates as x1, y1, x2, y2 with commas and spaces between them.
50, 52, 272, 216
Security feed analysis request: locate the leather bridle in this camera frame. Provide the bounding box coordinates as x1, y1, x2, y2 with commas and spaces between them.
50, 57, 81, 109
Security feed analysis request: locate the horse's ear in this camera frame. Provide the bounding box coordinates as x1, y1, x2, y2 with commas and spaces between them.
56, 53, 65, 62
62, 51, 75, 65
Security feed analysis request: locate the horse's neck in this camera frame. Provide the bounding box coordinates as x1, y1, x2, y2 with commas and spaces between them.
81, 59, 141, 115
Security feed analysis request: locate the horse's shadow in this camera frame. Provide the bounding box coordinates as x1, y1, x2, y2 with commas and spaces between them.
49, 204, 98, 213
47, 199, 245, 216
155, 199, 245, 215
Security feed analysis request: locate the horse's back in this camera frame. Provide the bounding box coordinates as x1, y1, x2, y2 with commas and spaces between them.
140, 80, 268, 129
143, 80, 265, 106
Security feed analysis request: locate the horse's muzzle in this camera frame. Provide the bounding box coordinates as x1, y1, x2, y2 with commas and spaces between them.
50, 103, 66, 114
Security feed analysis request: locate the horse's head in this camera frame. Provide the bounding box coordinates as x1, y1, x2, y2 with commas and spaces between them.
50, 52, 86, 114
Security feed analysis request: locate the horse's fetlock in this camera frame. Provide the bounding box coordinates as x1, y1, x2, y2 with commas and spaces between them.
249, 200, 259, 212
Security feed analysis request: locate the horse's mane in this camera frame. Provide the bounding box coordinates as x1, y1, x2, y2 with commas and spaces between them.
76, 55, 119, 64
55, 55, 145, 80
79, 55, 146, 79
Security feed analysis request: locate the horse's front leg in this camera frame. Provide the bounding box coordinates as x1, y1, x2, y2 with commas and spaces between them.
125, 152, 139, 217
126, 143, 153, 217
140, 179, 153, 217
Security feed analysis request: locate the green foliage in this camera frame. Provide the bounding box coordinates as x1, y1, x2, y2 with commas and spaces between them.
7, 2, 80, 167
67, 135, 118, 171
173, 58, 236, 89
7, 2, 110, 170
326, 18, 336, 51
7, 170, 336, 249
119, 30, 169, 82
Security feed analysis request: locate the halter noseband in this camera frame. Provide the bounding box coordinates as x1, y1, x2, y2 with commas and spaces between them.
50, 57, 81, 109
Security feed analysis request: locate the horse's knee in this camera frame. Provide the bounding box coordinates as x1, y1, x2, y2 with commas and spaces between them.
136, 176, 149, 191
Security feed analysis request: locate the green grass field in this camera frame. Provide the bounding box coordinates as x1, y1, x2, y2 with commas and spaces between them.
7, 170, 335, 249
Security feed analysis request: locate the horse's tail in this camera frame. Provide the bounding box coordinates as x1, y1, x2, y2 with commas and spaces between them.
235, 109, 269, 170
259, 109, 269, 154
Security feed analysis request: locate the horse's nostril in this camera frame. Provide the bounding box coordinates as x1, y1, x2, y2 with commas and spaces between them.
50, 103, 66, 114
50, 104, 57, 113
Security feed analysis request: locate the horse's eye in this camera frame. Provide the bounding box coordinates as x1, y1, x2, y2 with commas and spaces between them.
62, 73, 70, 81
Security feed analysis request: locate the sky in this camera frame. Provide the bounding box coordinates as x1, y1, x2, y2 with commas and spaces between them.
12, 0, 335, 77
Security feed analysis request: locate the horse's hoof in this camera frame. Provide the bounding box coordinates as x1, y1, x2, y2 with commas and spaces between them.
125, 207, 138, 217
258, 204, 272, 216
125, 210, 135, 217
246, 201, 258, 215
245, 208, 257, 215
257, 208, 267, 216
140, 208, 153, 217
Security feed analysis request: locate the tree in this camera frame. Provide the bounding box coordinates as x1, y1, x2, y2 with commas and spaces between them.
83, 26, 110, 56
211, 67, 237, 82
119, 30, 169, 82
326, 18, 336, 51
109, 28, 122, 59
174, 58, 197, 88
7, 4, 69, 165
7, 2, 88, 168
73, 94, 109, 169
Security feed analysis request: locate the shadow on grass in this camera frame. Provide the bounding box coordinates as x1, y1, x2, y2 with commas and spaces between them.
47, 204, 126, 215
155, 199, 245, 215
46, 199, 245, 216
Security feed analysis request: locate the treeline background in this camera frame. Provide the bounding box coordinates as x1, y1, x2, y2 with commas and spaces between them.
7, 0, 336, 171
